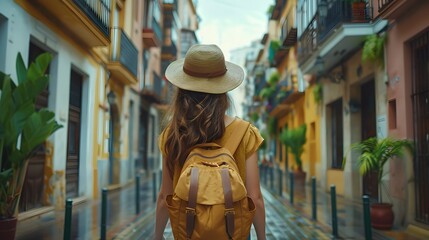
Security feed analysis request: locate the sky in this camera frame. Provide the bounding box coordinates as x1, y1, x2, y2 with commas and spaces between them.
196, 0, 272, 61
195, 0, 272, 117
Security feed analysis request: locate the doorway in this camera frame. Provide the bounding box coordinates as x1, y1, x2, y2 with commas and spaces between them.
361, 79, 378, 200
66, 69, 83, 198
19, 41, 51, 212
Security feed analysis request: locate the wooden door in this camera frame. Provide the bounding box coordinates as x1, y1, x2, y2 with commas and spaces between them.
19, 42, 49, 212
361, 80, 378, 200
66, 69, 83, 199
411, 31, 429, 225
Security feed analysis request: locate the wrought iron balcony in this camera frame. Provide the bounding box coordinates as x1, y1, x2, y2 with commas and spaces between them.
141, 72, 164, 103
143, 17, 163, 48
161, 41, 177, 61
280, 9, 297, 47
377, 0, 418, 19
298, 15, 318, 64
107, 28, 138, 85
298, 0, 373, 66
319, 0, 371, 42
18, 0, 111, 47
378, 0, 395, 13
180, 29, 198, 56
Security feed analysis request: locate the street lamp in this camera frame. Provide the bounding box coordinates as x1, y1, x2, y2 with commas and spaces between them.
314, 56, 345, 84
107, 90, 116, 105
318, 0, 328, 19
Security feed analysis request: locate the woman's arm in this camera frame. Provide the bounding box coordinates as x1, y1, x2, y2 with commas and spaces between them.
245, 152, 266, 240
154, 157, 173, 240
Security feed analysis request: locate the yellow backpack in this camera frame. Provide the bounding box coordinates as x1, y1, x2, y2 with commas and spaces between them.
166, 121, 255, 240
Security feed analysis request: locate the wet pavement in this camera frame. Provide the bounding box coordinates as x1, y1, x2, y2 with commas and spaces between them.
16, 169, 428, 240
261, 167, 428, 240
115, 187, 333, 240
16, 173, 158, 240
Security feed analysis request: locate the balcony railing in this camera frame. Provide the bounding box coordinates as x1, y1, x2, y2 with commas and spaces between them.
319, 0, 372, 42
378, 0, 395, 13
153, 72, 163, 97
73, 0, 111, 37
111, 28, 138, 77
142, 17, 163, 48
164, 0, 178, 11
298, 15, 318, 64
162, 41, 177, 60
280, 9, 297, 47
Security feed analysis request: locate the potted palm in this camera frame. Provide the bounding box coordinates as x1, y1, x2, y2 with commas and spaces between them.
0, 53, 62, 239
350, 137, 413, 230
280, 124, 307, 186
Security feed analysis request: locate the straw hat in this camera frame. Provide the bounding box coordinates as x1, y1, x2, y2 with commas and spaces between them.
165, 44, 245, 94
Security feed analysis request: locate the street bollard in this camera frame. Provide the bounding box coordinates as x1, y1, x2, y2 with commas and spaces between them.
101, 188, 107, 240
278, 168, 283, 197
152, 171, 157, 203
270, 166, 274, 190
289, 172, 294, 205
363, 195, 373, 240
63, 199, 73, 240
311, 176, 317, 221
330, 185, 338, 238
135, 175, 141, 215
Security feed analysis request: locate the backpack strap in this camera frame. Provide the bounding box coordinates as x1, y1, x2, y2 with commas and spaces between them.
186, 167, 199, 239
221, 168, 235, 239
224, 119, 250, 155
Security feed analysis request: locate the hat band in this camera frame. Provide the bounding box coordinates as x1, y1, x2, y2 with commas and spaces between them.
183, 66, 227, 78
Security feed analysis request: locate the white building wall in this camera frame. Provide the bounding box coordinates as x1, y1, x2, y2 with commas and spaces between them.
0, 1, 99, 201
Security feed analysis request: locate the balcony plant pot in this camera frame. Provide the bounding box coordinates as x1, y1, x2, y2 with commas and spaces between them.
351, 1, 366, 23
370, 203, 394, 230
345, 137, 413, 230
0, 53, 62, 232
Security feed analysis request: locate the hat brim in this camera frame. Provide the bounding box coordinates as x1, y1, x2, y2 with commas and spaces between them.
165, 59, 245, 94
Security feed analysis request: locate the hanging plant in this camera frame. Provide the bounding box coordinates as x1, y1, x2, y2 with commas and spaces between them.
362, 34, 386, 67
268, 72, 280, 85
313, 83, 323, 104
259, 85, 276, 100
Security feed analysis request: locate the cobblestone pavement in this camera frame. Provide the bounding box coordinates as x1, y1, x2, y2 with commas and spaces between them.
117, 187, 333, 240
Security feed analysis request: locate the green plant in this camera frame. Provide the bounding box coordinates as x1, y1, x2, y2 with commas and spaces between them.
347, 137, 413, 203
280, 124, 307, 171
250, 112, 259, 123
313, 83, 323, 104
0, 53, 62, 219
267, 117, 277, 137
362, 34, 386, 67
259, 85, 276, 100
268, 72, 280, 85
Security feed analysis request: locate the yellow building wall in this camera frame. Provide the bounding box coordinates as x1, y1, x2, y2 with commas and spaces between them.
304, 85, 322, 182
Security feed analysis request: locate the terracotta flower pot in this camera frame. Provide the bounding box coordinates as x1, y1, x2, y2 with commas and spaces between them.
0, 217, 18, 240
352, 2, 366, 23
370, 203, 394, 230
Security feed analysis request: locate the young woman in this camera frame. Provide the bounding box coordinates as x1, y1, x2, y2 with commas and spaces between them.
154, 44, 266, 239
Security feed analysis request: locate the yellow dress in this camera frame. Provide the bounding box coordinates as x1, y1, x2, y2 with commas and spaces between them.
158, 118, 264, 189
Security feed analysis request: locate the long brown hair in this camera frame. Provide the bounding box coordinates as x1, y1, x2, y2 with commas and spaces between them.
163, 88, 230, 176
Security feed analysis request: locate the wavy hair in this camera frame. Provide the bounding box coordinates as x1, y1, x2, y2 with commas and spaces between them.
163, 88, 230, 176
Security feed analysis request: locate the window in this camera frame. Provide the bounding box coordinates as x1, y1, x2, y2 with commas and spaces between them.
329, 99, 343, 169
0, 14, 7, 71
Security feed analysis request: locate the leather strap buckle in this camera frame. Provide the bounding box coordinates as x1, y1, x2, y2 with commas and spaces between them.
186, 207, 196, 214
224, 208, 235, 216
